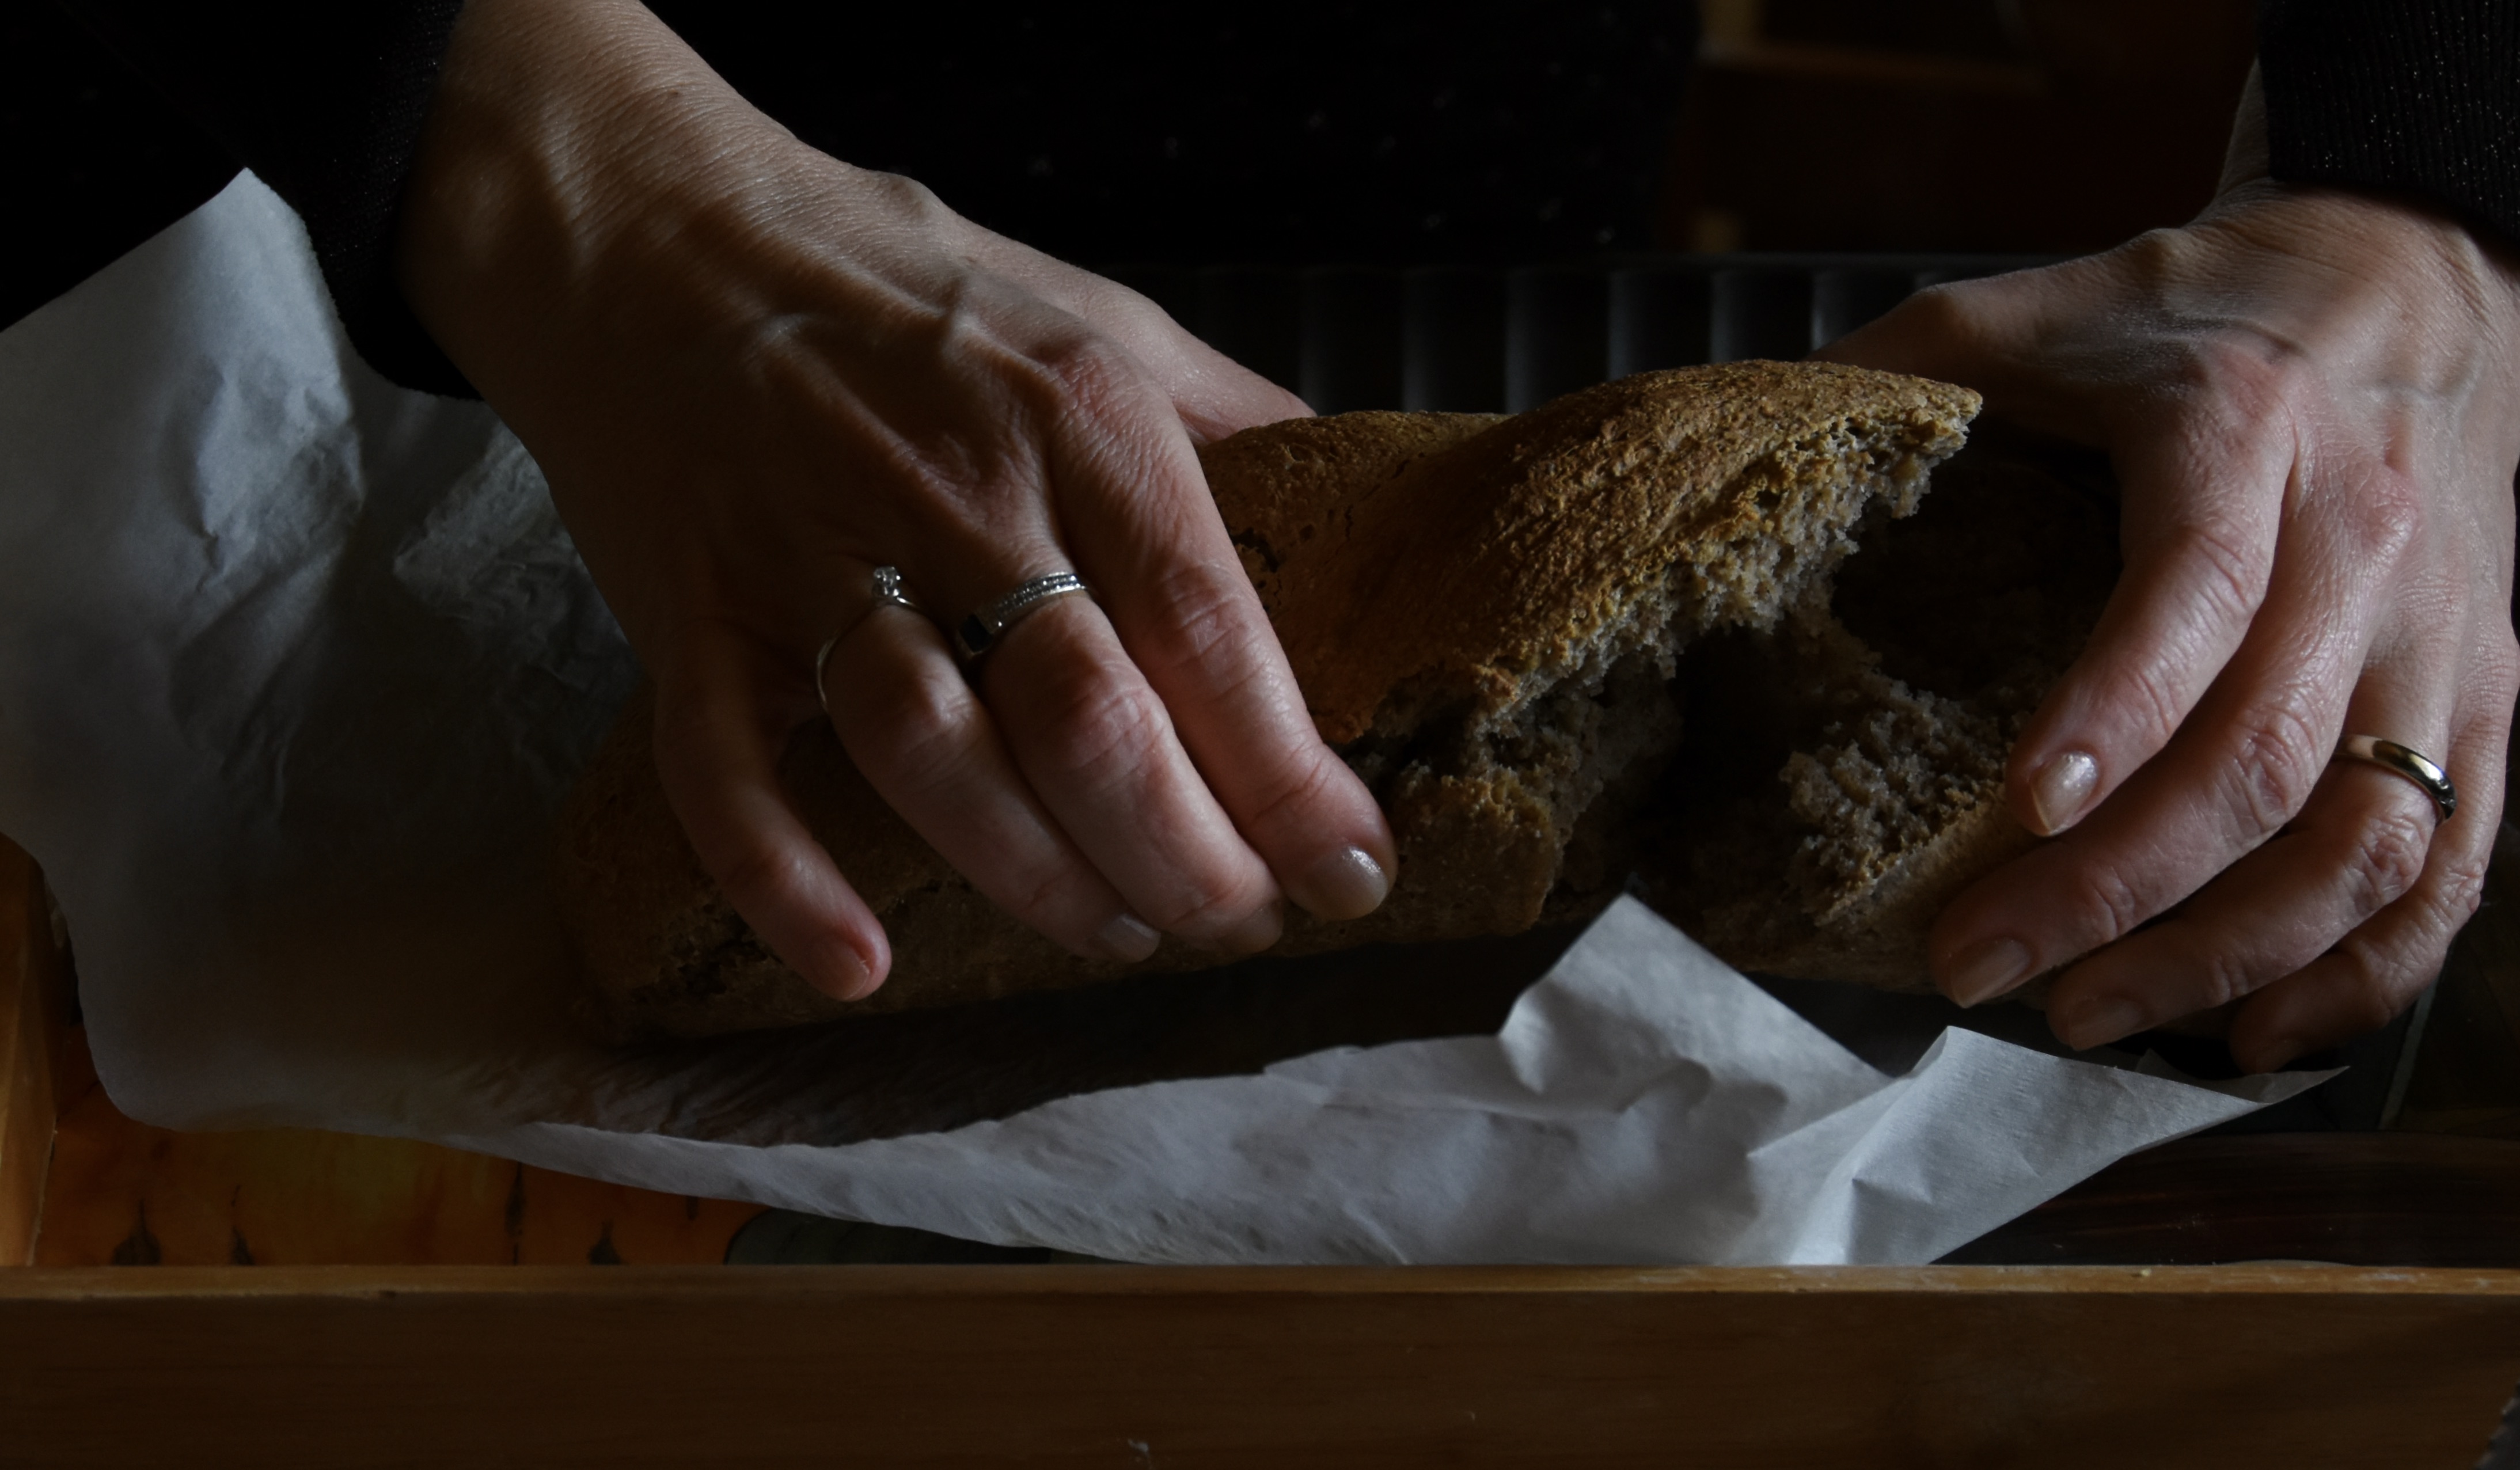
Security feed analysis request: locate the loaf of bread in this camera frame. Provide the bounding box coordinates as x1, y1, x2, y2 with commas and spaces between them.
555, 362, 2107, 1039
1635, 438, 2119, 989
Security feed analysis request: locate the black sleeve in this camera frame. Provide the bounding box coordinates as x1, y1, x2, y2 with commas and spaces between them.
2259, 0, 2520, 249
50, 1, 475, 396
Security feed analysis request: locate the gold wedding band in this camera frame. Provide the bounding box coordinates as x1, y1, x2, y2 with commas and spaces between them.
2335, 734, 2457, 822
815, 565, 924, 714
954, 571, 1093, 664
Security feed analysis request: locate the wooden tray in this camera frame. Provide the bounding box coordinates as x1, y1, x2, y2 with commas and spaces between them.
6, 838, 2518, 1467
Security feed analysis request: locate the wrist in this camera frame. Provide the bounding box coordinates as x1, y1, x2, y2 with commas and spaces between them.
2206, 69, 2519, 329
393, 0, 817, 397
2196, 183, 2520, 338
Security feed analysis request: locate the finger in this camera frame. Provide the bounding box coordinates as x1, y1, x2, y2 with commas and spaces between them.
1930, 475, 2385, 1005
2229, 648, 2514, 1071
851, 339, 1314, 951
1085, 296, 1311, 445
2228, 859, 2476, 1074
1162, 343, 1315, 447
2039, 712, 2446, 1052
1822, 260, 2302, 840
650, 622, 887, 1000
1812, 269, 2115, 441
1038, 356, 1401, 922
1812, 276, 2024, 386
2001, 375, 2300, 837
819, 569, 1162, 963
963, 243, 1312, 444
975, 592, 1288, 951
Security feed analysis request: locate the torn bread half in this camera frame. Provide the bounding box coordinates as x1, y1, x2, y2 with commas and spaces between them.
556, 362, 2027, 1039
1635, 437, 2120, 989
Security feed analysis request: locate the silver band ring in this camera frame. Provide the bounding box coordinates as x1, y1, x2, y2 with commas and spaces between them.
2336, 734, 2457, 822
815, 565, 924, 715
955, 571, 1092, 664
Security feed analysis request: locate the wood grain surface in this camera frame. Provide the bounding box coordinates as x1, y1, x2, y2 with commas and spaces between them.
34, 1018, 761, 1267
12, 825, 2520, 1465
4, 1264, 2517, 1468
1945, 1133, 2520, 1267
0, 838, 59, 1265
0, 839, 761, 1268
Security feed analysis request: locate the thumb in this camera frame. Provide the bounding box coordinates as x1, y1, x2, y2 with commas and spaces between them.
1811, 268, 2112, 447
1812, 278, 2011, 381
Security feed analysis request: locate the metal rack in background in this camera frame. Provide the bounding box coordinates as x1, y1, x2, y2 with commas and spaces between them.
1105, 255, 2059, 415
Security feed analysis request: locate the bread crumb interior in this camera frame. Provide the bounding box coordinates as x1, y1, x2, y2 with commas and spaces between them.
1644, 440, 2121, 973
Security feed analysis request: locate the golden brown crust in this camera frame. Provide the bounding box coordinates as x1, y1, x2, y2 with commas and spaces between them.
1203, 410, 1504, 612
1259, 363, 1980, 746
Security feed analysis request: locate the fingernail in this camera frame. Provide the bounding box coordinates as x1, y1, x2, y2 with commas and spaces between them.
1290, 846, 1391, 921
2028, 750, 2100, 835
1220, 899, 1285, 956
820, 943, 880, 1003
1096, 910, 1162, 963
1943, 936, 2033, 1007
2057, 994, 2149, 1051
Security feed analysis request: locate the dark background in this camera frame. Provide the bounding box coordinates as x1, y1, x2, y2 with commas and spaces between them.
0, 0, 2257, 335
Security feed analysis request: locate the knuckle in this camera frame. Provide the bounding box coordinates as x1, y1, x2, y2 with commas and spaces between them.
862, 169, 952, 225
1031, 662, 1172, 787
2109, 226, 2185, 277
2344, 803, 2435, 915
857, 675, 982, 798
2186, 949, 2259, 1013
2343, 985, 2407, 1039
1234, 745, 1349, 837
2112, 659, 2196, 757
2221, 694, 2325, 833
1153, 868, 1270, 935
1130, 559, 1262, 681
1014, 863, 1087, 929
2170, 333, 2298, 422
2337, 471, 2424, 560
1072, 276, 1174, 338
1888, 283, 1977, 341
712, 837, 817, 913
1033, 331, 1143, 416
2328, 941, 2420, 1036
2426, 849, 2491, 927
2066, 863, 2153, 949
2170, 516, 2269, 631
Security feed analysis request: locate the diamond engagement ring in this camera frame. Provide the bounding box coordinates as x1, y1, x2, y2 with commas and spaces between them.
815, 565, 924, 713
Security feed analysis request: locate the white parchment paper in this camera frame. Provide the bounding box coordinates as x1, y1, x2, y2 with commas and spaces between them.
0, 174, 2326, 1265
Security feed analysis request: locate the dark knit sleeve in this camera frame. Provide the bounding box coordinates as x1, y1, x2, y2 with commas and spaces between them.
2259, 0, 2520, 249
51, 1, 475, 395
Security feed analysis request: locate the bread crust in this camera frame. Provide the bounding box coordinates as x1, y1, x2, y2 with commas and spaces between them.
1247, 363, 1979, 746
556, 363, 1991, 1039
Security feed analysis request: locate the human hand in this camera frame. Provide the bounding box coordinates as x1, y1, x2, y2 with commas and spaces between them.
396, 0, 1395, 1000
1818, 183, 2520, 1071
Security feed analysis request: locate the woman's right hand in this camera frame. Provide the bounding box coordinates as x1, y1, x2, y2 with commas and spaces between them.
397, 0, 1398, 1001
1820, 181, 2520, 1071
